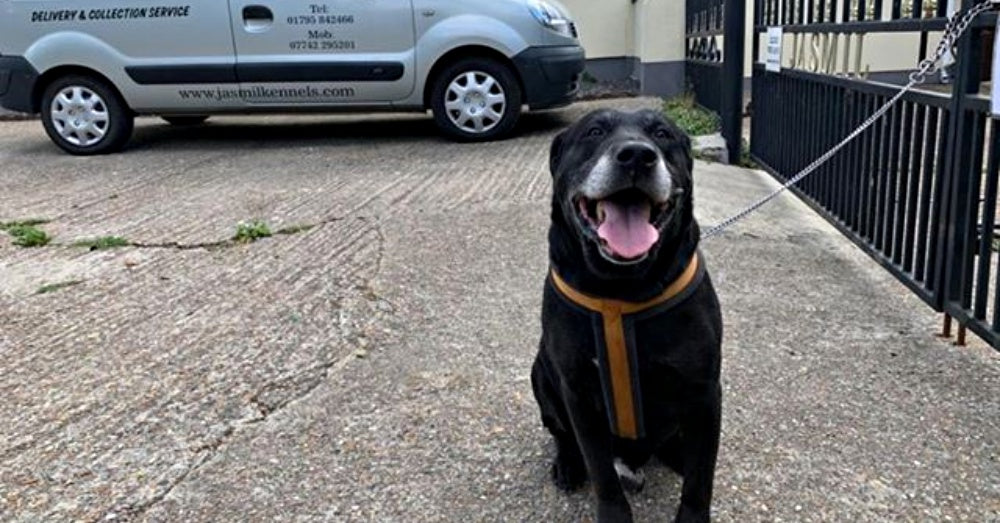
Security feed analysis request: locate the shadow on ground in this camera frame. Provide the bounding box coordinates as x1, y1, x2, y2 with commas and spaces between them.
127, 111, 570, 151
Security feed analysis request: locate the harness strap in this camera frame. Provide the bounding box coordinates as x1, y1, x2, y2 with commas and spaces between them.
550, 254, 701, 439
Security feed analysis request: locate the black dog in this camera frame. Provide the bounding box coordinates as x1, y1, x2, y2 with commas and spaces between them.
531, 109, 723, 522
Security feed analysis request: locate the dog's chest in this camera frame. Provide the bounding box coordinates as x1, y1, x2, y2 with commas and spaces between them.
543, 277, 721, 439
545, 280, 718, 379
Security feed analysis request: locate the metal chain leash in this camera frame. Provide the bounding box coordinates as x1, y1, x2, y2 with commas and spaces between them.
701, 0, 997, 240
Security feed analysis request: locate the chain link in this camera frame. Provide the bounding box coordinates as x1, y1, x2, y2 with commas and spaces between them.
702, 0, 996, 240
911, 0, 994, 84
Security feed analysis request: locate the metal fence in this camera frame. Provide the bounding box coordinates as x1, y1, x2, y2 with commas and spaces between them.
758, 0, 947, 26
939, 14, 1000, 348
686, 0, 725, 113
748, 0, 1000, 350
686, 0, 745, 163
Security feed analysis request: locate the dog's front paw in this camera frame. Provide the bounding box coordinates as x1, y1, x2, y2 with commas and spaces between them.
597, 499, 633, 523
613, 458, 645, 493
550, 453, 586, 492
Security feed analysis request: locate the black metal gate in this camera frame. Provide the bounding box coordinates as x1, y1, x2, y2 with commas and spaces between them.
686, 0, 746, 163
748, 0, 1000, 350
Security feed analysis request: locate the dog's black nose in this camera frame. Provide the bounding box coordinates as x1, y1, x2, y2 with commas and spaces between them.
615, 142, 659, 170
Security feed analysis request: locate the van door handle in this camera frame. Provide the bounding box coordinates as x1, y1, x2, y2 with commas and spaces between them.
242, 5, 273, 31
243, 5, 272, 20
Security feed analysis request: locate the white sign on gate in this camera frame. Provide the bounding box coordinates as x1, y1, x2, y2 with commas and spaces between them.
766, 27, 783, 73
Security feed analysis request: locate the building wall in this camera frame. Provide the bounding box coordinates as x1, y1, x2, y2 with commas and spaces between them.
562, 0, 686, 97
563, 1, 633, 59
562, 0, 938, 98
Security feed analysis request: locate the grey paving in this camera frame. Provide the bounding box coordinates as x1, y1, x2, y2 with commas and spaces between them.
1, 99, 998, 522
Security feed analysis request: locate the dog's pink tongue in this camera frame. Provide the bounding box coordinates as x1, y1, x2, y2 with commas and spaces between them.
597, 200, 659, 259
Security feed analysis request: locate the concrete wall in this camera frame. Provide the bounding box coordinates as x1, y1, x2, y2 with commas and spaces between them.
563, 0, 686, 97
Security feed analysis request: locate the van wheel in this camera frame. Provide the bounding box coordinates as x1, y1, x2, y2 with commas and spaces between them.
162, 115, 209, 126
431, 57, 522, 142
40, 75, 133, 155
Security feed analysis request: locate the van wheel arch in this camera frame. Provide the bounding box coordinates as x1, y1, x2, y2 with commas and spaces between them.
423, 46, 525, 110
33, 66, 131, 114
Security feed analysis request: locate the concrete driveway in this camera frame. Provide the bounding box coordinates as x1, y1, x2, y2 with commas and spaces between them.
1, 99, 998, 522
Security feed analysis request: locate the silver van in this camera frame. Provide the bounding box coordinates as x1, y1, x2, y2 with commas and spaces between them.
0, 0, 583, 154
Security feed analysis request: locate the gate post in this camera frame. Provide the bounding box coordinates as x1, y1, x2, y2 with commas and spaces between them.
720, 0, 746, 164
937, 0, 985, 314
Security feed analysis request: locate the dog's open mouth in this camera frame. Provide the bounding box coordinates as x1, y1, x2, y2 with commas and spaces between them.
577, 188, 672, 263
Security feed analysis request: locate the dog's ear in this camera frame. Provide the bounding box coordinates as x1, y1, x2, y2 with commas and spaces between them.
680, 131, 694, 173
549, 129, 568, 176
664, 116, 694, 174
658, 125, 694, 175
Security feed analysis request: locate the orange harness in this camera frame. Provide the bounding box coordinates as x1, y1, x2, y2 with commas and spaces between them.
549, 253, 702, 439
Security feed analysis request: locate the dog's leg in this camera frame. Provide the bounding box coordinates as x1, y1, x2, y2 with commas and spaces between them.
653, 430, 684, 475
614, 444, 649, 493
532, 356, 586, 491
562, 387, 633, 523
674, 384, 721, 523
551, 430, 586, 491
614, 458, 645, 493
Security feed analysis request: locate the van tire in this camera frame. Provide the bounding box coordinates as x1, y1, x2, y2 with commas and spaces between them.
40, 75, 133, 155
162, 115, 209, 126
430, 57, 522, 142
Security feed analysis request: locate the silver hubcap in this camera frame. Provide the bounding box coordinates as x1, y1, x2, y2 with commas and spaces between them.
50, 86, 110, 147
444, 71, 506, 134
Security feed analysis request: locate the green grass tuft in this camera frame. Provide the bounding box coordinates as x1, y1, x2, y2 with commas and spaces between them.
6, 225, 51, 247
73, 236, 131, 250
37, 280, 83, 294
0, 218, 51, 229
738, 139, 759, 169
662, 95, 721, 137
233, 220, 272, 243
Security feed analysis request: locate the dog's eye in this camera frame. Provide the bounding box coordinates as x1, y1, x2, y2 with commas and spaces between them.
653, 129, 670, 139
586, 127, 605, 138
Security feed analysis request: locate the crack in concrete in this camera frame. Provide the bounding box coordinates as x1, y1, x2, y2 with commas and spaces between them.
6, 215, 352, 252
117, 326, 386, 521
110, 216, 393, 520
106, 341, 376, 520
107, 428, 231, 521
4, 211, 391, 519
370, 217, 387, 285
124, 214, 350, 251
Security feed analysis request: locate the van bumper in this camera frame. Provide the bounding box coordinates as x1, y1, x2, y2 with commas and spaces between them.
512, 45, 584, 110
0, 55, 40, 114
